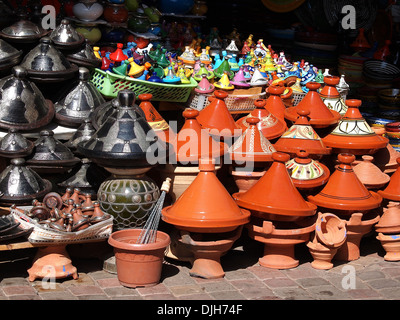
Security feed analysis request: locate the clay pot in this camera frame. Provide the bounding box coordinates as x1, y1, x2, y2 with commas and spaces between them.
378, 158, 400, 201
353, 155, 390, 189
375, 202, 400, 234
108, 229, 170, 288
376, 233, 400, 261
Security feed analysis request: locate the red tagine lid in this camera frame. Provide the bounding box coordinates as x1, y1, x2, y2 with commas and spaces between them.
233, 152, 317, 217
322, 99, 388, 155
378, 158, 400, 201
264, 85, 287, 124
229, 117, 276, 163
284, 82, 341, 128
274, 109, 332, 156
235, 98, 287, 140
197, 90, 240, 138
308, 153, 382, 212
161, 158, 251, 233
170, 108, 227, 163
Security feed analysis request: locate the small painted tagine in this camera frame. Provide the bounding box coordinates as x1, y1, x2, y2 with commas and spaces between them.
322, 99, 388, 155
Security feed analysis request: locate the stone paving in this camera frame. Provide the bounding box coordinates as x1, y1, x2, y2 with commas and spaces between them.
0, 231, 399, 302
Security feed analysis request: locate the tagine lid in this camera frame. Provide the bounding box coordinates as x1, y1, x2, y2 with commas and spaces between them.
286, 150, 330, 189
378, 158, 400, 201
0, 128, 34, 158
353, 155, 390, 189
197, 90, 241, 137
229, 117, 276, 163
233, 152, 317, 217
0, 19, 49, 43
264, 84, 287, 123
170, 108, 227, 163
235, 98, 287, 140
274, 109, 332, 156
284, 82, 341, 128
375, 202, 400, 234
161, 158, 251, 233
322, 99, 389, 153
308, 153, 382, 212
50, 19, 85, 49
0, 158, 52, 205
0, 66, 55, 131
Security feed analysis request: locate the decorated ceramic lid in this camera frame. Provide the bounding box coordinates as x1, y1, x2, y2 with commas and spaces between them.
286, 150, 330, 190
19, 37, 78, 82
77, 90, 161, 169
0, 158, 52, 205
0, 66, 54, 131
285, 82, 341, 128
229, 117, 276, 163
233, 152, 317, 218
315, 212, 347, 249
319, 76, 348, 115
274, 109, 332, 156
378, 158, 400, 201
170, 108, 227, 164
308, 153, 382, 212
264, 85, 287, 124
162, 158, 251, 233
322, 99, 388, 155
67, 40, 101, 69
375, 202, 400, 234
0, 19, 48, 43
197, 90, 240, 138
353, 155, 390, 189
0, 39, 22, 71
0, 128, 34, 158
236, 99, 286, 140
50, 19, 85, 49
54, 67, 105, 127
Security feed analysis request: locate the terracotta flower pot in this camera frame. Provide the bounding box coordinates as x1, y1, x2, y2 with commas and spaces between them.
376, 233, 400, 261
108, 228, 171, 288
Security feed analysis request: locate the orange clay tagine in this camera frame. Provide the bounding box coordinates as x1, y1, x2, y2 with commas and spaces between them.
308, 153, 382, 214
235, 98, 287, 141
284, 82, 341, 129
378, 158, 400, 202
274, 109, 332, 157
322, 99, 388, 155
233, 152, 317, 221
353, 155, 390, 190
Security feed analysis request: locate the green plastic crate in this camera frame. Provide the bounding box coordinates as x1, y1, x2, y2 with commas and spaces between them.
90, 68, 198, 102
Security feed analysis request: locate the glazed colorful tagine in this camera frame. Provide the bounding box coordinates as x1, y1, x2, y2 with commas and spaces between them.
284, 82, 341, 129
307, 212, 347, 270
264, 85, 288, 125
307, 153, 382, 214
378, 158, 400, 202
353, 155, 390, 190
233, 152, 317, 222
322, 99, 388, 155
285, 149, 330, 191
319, 75, 348, 116
196, 90, 241, 140
235, 98, 287, 141
274, 109, 331, 158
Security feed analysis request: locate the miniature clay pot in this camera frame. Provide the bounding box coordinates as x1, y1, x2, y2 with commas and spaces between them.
108, 228, 170, 288
376, 233, 400, 261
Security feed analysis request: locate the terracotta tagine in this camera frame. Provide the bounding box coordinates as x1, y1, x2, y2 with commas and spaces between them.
55, 67, 105, 127
264, 85, 288, 124
233, 152, 317, 221
319, 76, 348, 116
284, 82, 341, 129
375, 202, 400, 234
0, 66, 54, 131
235, 98, 287, 141
285, 149, 330, 191
0, 128, 34, 158
307, 212, 347, 269
196, 90, 241, 140
308, 153, 382, 214
353, 155, 390, 190
378, 158, 400, 202
322, 99, 388, 155
274, 109, 332, 158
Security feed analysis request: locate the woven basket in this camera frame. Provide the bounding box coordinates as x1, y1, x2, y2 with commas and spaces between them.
91, 68, 197, 102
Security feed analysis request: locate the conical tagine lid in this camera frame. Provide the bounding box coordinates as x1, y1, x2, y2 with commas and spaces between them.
170, 108, 227, 164
0, 66, 54, 131
308, 153, 382, 212
322, 99, 388, 155
378, 158, 400, 201
236, 98, 286, 140
284, 82, 341, 128
233, 152, 317, 218
0, 128, 34, 158
229, 117, 276, 163
0, 158, 52, 205
162, 158, 250, 233
55, 67, 105, 127
286, 150, 330, 190
197, 90, 240, 138
274, 109, 332, 156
